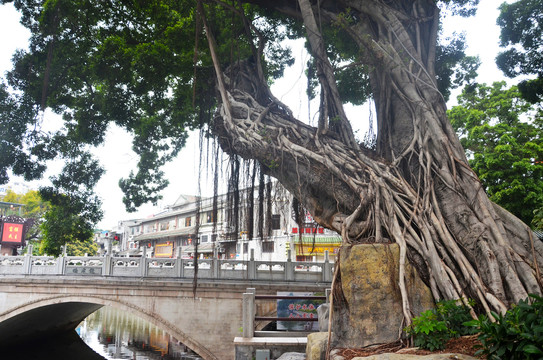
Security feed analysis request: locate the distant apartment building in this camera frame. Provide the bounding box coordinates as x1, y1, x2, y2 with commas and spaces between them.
117, 182, 342, 262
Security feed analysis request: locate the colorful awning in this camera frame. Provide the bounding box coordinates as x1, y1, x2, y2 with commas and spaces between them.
133, 226, 195, 241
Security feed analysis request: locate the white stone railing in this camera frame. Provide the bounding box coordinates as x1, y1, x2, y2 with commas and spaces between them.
0, 250, 333, 283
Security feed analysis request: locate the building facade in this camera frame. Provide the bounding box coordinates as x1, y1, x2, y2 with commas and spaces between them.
118, 183, 342, 262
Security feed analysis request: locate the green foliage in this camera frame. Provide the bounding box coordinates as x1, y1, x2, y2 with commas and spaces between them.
533, 207, 543, 231
39, 197, 96, 256
405, 299, 475, 351
1, 0, 295, 210
435, 34, 480, 102
448, 82, 543, 226
406, 310, 450, 351
66, 238, 98, 256
497, 0, 543, 103
0, 82, 46, 184
435, 299, 478, 337
465, 294, 543, 360
38, 152, 103, 256
0, 0, 484, 213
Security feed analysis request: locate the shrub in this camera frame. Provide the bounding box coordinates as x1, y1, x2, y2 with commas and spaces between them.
466, 294, 543, 359
435, 299, 478, 337
405, 309, 450, 351
405, 299, 475, 351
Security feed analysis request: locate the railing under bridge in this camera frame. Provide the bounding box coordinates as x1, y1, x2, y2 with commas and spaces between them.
0, 250, 333, 283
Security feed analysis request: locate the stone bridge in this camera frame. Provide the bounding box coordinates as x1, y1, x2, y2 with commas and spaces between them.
0, 254, 332, 360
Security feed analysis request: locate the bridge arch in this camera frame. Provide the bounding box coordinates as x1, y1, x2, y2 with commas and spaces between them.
0, 275, 329, 359
0, 294, 214, 360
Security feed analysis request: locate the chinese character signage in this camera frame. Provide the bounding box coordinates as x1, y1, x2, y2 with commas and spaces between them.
276, 292, 324, 331
155, 242, 174, 258
1, 223, 24, 243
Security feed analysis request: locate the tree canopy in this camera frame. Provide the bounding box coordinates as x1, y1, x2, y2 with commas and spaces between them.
497, 0, 543, 103
448, 82, 543, 227
0, 0, 478, 211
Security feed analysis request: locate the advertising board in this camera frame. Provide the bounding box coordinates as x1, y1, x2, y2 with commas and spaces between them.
276, 291, 325, 331
1, 223, 24, 243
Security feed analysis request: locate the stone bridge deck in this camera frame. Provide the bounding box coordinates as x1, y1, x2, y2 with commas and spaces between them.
0, 255, 332, 360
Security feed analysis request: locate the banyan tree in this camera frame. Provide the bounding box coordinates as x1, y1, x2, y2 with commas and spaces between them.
2, 0, 542, 328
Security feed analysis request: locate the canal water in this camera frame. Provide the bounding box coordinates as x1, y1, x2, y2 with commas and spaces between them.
8, 306, 203, 360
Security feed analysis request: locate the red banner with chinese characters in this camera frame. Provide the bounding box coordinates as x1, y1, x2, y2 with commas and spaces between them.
1, 223, 24, 243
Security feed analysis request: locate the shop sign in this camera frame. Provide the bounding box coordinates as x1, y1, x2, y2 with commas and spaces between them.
292, 227, 324, 234
1, 223, 24, 243
295, 244, 339, 255
155, 242, 174, 258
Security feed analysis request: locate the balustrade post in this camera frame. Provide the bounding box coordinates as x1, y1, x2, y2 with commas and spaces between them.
23, 249, 32, 275
140, 246, 148, 277
178, 258, 185, 278
248, 249, 256, 279
212, 257, 219, 279
286, 249, 294, 281
103, 254, 112, 276
140, 257, 149, 277
57, 255, 66, 275
323, 250, 332, 282
246, 287, 256, 329
174, 245, 182, 278
242, 292, 255, 338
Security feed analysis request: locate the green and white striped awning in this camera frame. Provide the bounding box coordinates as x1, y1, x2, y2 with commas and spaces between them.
293, 236, 342, 244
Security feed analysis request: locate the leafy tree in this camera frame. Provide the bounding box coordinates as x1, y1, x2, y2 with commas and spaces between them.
39, 152, 103, 256
496, 0, 543, 103
533, 208, 543, 231
39, 191, 100, 256
448, 82, 543, 226
1, 0, 542, 335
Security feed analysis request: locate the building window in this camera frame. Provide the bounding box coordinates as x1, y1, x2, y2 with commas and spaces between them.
272, 214, 281, 230
262, 241, 274, 253
200, 235, 208, 243
160, 222, 168, 231
185, 217, 192, 227
206, 211, 213, 223
243, 243, 249, 254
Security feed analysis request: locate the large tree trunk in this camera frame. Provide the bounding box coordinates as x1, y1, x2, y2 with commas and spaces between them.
203, 0, 543, 321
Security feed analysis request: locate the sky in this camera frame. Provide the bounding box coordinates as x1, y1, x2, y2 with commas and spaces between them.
0, 0, 510, 229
